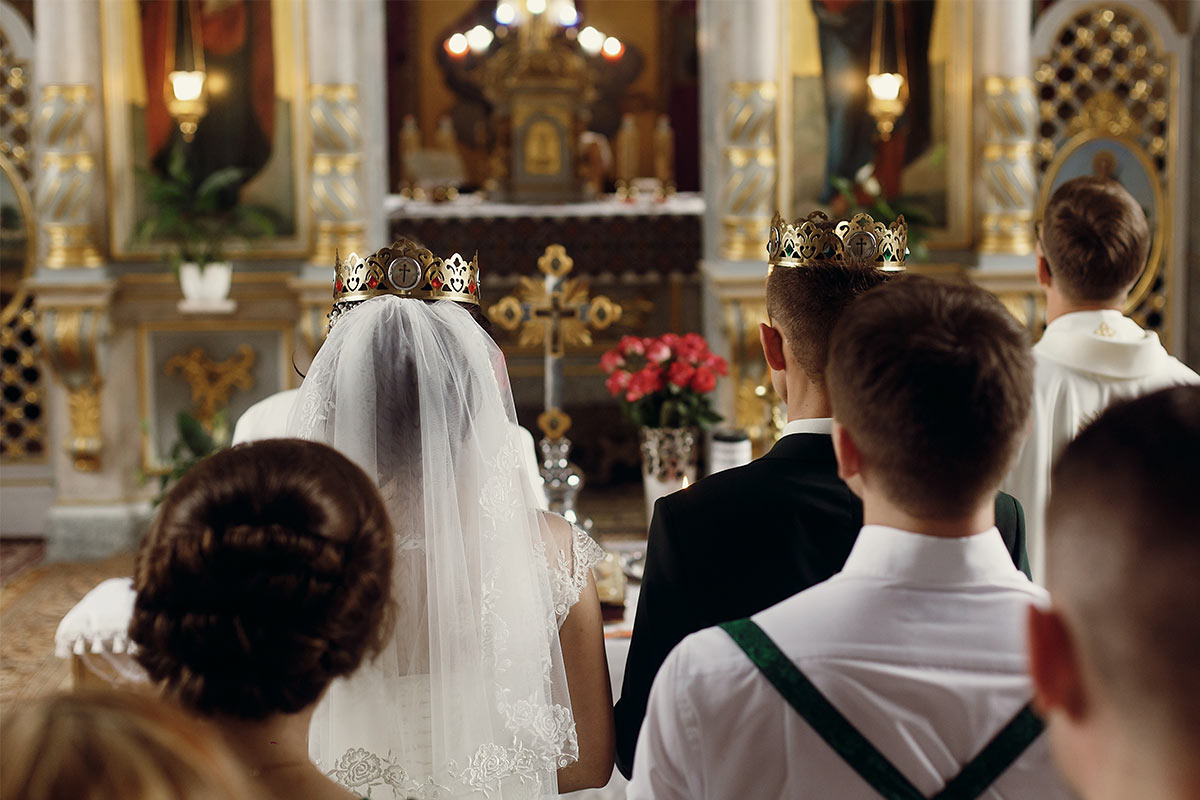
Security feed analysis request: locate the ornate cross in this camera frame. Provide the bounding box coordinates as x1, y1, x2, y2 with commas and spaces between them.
488, 244, 622, 523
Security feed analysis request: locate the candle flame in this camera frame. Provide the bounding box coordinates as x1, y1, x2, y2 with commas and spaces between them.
681, 476, 690, 490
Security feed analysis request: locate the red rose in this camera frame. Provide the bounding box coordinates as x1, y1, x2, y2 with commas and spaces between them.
690, 365, 717, 393
668, 360, 696, 388
605, 369, 632, 397
619, 335, 645, 357
645, 339, 671, 364
703, 353, 729, 376
600, 349, 626, 375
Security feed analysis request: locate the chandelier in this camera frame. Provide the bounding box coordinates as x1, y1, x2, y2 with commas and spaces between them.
164, 0, 208, 142
866, 0, 908, 141
444, 0, 624, 62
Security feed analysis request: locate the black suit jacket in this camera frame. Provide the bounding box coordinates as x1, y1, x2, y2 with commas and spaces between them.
613, 431, 1030, 778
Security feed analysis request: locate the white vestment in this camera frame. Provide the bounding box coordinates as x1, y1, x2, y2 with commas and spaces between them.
629, 526, 1072, 800
1004, 309, 1198, 581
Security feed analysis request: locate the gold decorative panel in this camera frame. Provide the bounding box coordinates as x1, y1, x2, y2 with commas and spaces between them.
1, 23, 43, 463
1034, 5, 1174, 341
721, 82, 778, 261
979, 77, 1038, 254
310, 84, 366, 265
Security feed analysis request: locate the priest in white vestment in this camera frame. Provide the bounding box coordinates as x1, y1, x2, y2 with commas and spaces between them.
1004, 177, 1198, 582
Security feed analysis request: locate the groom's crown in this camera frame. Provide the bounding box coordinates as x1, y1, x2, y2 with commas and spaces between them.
767, 211, 907, 272
333, 238, 480, 306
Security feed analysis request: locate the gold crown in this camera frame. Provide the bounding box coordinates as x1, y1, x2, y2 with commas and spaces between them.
767, 211, 908, 272
333, 239, 480, 306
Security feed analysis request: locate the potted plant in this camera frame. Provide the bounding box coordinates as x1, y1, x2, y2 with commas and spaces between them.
146, 408, 232, 504
135, 144, 278, 306
600, 333, 727, 519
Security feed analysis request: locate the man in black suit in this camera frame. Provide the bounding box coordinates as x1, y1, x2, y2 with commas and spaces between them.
614, 215, 1031, 777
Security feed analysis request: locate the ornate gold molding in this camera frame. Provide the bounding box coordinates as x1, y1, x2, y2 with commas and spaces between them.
37, 84, 102, 268
721, 82, 778, 261
40, 307, 107, 471
164, 345, 256, 427
309, 83, 366, 264
979, 76, 1037, 255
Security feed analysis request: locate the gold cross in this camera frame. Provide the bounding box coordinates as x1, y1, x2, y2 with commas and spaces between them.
488, 244, 621, 358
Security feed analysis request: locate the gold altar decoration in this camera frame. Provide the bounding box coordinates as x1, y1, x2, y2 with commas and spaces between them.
979, 76, 1037, 254
537, 408, 571, 440
479, 8, 595, 202
721, 81, 778, 261
0, 29, 45, 464
37, 85, 102, 268
488, 244, 621, 358
41, 307, 108, 471
164, 345, 256, 428
1034, 5, 1175, 342
311, 84, 367, 265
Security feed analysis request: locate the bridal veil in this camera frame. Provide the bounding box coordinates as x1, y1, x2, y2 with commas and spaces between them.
287, 296, 601, 799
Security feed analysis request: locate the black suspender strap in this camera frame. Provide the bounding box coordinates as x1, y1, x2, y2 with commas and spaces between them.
719, 618, 1045, 800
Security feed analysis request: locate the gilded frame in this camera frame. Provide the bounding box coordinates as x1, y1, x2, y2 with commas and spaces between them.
0, 151, 35, 326
99, 0, 311, 261
1037, 131, 1166, 314
782, 0, 973, 249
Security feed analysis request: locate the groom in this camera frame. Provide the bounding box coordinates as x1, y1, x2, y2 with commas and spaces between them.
614, 213, 1031, 777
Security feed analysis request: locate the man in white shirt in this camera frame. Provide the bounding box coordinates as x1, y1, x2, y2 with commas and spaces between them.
614, 216, 1030, 776
1004, 176, 1198, 582
1029, 385, 1200, 800
629, 277, 1071, 799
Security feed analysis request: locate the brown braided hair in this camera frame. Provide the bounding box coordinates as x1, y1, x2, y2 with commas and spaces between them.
130, 439, 394, 719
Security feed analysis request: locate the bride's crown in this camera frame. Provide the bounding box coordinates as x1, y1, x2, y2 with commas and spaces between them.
767, 211, 907, 272
333, 238, 481, 306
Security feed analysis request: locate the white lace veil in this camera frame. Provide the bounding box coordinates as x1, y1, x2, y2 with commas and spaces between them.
287, 297, 587, 799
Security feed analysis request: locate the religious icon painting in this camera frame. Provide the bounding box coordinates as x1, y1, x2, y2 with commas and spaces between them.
100, 0, 311, 260
785, 0, 973, 249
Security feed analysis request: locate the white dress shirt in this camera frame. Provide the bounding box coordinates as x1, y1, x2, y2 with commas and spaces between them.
780, 417, 834, 437
628, 526, 1072, 800
1004, 309, 1198, 581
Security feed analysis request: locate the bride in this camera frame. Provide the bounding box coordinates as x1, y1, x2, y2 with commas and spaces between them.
287, 240, 614, 799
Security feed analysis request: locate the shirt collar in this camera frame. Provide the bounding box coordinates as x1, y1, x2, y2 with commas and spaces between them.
841, 525, 1023, 586
781, 417, 833, 437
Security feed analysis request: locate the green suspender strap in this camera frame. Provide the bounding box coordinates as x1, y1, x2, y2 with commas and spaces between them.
719, 619, 1046, 800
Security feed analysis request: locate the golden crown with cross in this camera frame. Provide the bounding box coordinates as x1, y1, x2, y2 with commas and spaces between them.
767, 211, 908, 272
333, 238, 481, 306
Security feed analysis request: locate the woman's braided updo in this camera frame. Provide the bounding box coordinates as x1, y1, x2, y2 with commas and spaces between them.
130, 439, 393, 719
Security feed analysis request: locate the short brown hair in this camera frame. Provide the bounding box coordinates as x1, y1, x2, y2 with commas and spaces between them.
766, 264, 891, 385
827, 275, 1033, 517
131, 439, 394, 719
1046, 385, 1200, 747
1, 690, 255, 800
1041, 176, 1150, 302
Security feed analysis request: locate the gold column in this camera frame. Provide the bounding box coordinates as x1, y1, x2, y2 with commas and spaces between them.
40, 306, 107, 471
721, 82, 778, 261
978, 77, 1037, 254
37, 85, 103, 268
310, 84, 366, 264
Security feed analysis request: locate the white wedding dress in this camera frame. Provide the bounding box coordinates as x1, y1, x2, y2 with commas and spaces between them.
287, 296, 602, 799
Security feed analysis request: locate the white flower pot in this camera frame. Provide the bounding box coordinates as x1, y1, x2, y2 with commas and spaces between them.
178, 261, 232, 302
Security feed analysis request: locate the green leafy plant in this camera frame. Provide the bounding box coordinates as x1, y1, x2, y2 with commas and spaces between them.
831, 173, 933, 262
150, 409, 232, 504
134, 143, 279, 271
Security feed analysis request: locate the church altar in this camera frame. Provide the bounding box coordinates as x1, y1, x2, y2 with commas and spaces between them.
388, 193, 704, 278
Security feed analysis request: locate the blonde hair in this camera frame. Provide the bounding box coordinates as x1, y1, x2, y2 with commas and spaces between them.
1, 691, 256, 800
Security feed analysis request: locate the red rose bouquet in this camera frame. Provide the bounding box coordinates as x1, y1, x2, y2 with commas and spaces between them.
600, 333, 728, 428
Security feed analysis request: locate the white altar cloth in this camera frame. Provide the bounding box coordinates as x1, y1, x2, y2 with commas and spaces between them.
386, 192, 705, 220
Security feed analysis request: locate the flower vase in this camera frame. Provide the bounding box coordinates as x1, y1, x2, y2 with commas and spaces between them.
639, 426, 698, 523
178, 261, 236, 314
